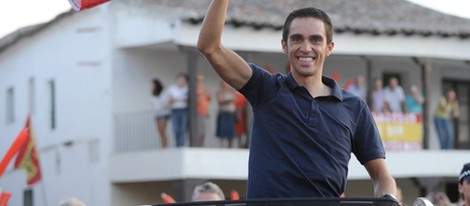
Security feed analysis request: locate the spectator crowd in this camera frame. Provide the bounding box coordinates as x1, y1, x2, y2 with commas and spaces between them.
151, 72, 460, 150
346, 75, 460, 150
151, 73, 248, 149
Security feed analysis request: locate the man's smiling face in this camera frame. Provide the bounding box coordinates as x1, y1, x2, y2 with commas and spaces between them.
282, 17, 334, 78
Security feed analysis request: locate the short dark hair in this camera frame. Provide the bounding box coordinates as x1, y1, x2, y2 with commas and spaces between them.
282, 7, 333, 44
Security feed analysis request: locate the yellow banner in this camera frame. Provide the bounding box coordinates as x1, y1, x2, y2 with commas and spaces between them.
373, 113, 423, 151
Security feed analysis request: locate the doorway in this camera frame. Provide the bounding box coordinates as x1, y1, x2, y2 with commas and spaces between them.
442, 80, 470, 149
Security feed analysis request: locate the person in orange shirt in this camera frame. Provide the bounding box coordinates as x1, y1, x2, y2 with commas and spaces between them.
196, 75, 212, 147
234, 92, 248, 148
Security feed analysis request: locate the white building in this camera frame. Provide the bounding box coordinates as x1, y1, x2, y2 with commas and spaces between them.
0, 0, 470, 206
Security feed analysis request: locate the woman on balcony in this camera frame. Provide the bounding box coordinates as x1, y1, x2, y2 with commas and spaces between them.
433, 89, 459, 150
216, 80, 237, 148
151, 79, 171, 148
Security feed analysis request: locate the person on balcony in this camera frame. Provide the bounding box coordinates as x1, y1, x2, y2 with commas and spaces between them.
405, 84, 425, 115
434, 89, 459, 150
371, 78, 385, 113
384, 77, 406, 113
168, 73, 189, 147
216, 80, 237, 148
196, 74, 212, 147
198, 0, 398, 199
151, 79, 171, 148
234, 91, 248, 148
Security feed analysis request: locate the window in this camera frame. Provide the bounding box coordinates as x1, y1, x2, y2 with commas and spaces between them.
6, 87, 14, 123
29, 78, 35, 113
49, 80, 56, 129
23, 189, 33, 206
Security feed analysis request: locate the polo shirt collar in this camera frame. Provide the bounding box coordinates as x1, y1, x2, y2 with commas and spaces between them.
286, 73, 343, 101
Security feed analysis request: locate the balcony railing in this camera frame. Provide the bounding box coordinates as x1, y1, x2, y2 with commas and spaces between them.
113, 110, 468, 153
114, 110, 160, 153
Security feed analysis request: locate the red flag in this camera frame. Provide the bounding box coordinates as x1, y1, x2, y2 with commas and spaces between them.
0, 191, 12, 206
0, 128, 29, 178
14, 116, 41, 186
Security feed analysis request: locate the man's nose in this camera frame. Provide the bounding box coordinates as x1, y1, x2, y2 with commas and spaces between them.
299, 41, 312, 53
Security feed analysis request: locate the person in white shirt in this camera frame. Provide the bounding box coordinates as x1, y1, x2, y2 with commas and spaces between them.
384, 77, 406, 113
167, 73, 189, 147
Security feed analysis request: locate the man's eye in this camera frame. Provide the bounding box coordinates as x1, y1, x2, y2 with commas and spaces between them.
310, 37, 322, 43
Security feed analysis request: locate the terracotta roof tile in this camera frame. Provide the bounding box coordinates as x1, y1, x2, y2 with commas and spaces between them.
142, 0, 470, 37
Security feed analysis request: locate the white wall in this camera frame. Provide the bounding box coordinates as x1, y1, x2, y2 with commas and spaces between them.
0, 7, 113, 206
112, 49, 186, 113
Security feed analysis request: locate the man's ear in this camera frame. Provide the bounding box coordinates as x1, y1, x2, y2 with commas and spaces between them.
281, 39, 288, 54
326, 41, 335, 56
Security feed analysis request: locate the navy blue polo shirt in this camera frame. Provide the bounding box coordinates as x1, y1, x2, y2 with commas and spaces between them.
239, 64, 385, 199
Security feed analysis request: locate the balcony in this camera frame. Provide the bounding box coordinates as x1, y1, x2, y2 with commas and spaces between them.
110, 110, 470, 204
111, 111, 470, 182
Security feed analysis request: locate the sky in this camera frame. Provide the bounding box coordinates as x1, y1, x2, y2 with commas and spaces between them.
0, 0, 470, 39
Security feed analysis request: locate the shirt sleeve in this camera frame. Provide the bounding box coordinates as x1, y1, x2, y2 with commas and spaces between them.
238, 64, 278, 108
353, 100, 386, 164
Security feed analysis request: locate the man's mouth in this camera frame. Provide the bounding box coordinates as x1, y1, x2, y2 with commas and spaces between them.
298, 57, 315, 62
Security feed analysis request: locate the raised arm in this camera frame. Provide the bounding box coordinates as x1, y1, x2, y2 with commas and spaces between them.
364, 158, 398, 198
197, 0, 252, 90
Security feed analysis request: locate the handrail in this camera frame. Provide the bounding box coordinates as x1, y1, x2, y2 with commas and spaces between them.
147, 197, 401, 206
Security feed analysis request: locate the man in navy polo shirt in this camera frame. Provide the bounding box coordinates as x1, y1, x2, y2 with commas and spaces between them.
197, 0, 398, 199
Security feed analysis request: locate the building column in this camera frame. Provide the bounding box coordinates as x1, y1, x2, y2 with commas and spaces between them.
414, 57, 433, 150
181, 46, 199, 147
